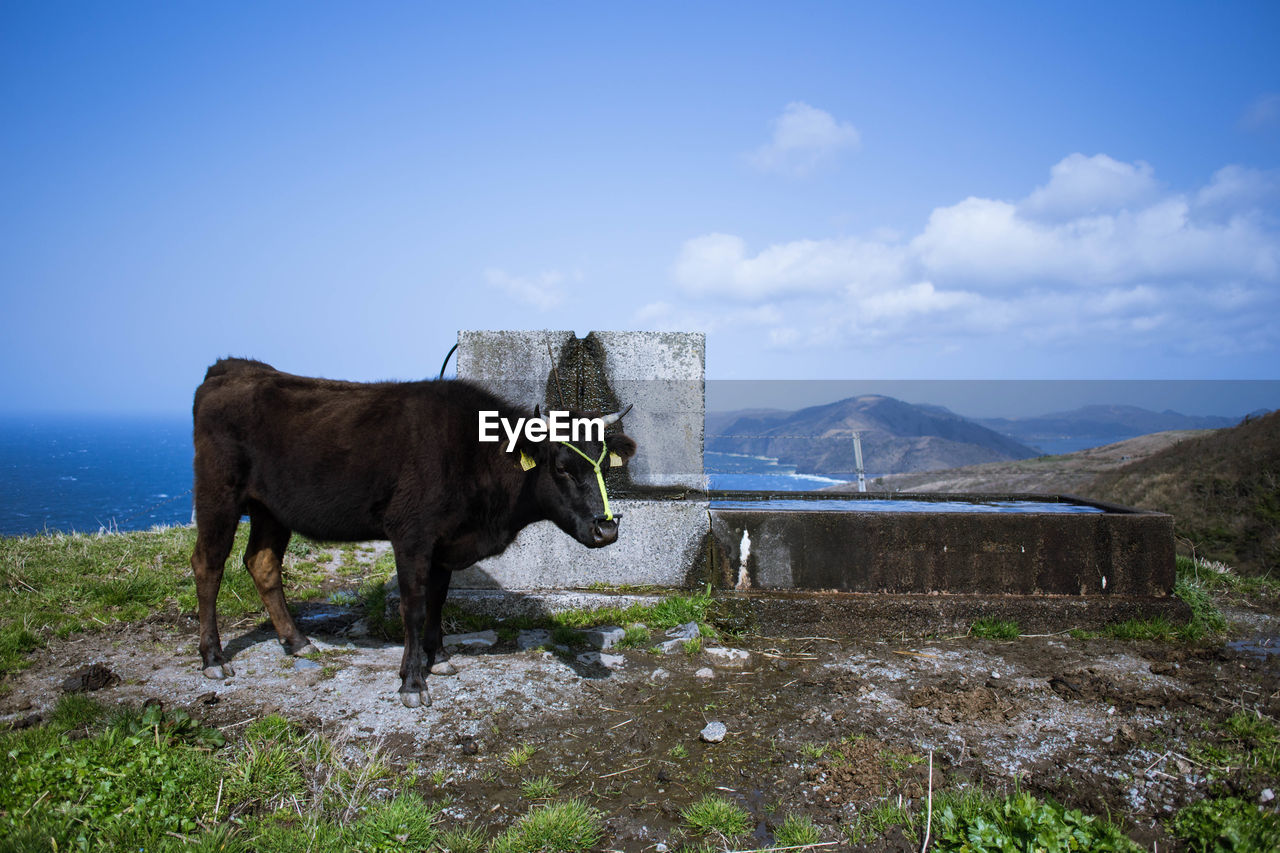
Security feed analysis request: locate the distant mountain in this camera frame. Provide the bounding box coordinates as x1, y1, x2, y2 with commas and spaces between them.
977, 405, 1237, 449
708, 395, 1039, 477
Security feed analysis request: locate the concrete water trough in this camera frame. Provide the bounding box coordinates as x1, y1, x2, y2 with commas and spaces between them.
704, 490, 1185, 635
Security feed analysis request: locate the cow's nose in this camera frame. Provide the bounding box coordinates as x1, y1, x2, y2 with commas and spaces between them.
590, 517, 619, 546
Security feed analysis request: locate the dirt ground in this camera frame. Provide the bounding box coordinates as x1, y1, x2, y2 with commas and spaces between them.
3, 586, 1279, 851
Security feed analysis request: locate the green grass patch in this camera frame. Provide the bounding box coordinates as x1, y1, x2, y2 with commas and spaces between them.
773, 813, 822, 846
0, 700, 426, 852
970, 617, 1020, 639
503, 742, 537, 769
520, 774, 559, 800
490, 799, 603, 853
0, 697, 227, 848
681, 794, 752, 839
0, 526, 267, 676
845, 789, 1141, 851
1171, 796, 1280, 852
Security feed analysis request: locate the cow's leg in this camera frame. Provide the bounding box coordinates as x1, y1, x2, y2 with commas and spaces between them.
191, 492, 239, 679
244, 505, 312, 657
393, 541, 431, 708
423, 566, 457, 676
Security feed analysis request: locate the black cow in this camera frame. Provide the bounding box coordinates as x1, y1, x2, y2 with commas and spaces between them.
190, 358, 636, 707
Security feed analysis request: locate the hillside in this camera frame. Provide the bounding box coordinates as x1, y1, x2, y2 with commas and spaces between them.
978, 405, 1236, 448
1088, 410, 1280, 574
708, 395, 1038, 477
827, 430, 1207, 495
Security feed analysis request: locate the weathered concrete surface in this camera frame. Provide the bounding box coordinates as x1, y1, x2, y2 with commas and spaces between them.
708, 496, 1176, 597
455, 499, 709, 590
592, 330, 705, 490
455, 330, 704, 490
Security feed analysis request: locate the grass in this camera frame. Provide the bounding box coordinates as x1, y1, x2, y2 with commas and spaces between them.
0, 697, 432, 852
504, 742, 537, 769
520, 774, 560, 800
489, 799, 603, 853
845, 788, 1143, 851
773, 813, 822, 846
681, 794, 752, 839
970, 617, 1020, 639
0, 526, 345, 678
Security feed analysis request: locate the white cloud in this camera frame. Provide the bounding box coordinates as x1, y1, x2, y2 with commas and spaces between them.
673, 232, 908, 300
483, 268, 568, 310
656, 153, 1280, 359
1020, 153, 1158, 219
747, 102, 860, 176
1196, 165, 1280, 211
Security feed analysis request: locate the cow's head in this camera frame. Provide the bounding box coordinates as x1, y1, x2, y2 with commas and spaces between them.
526, 405, 637, 548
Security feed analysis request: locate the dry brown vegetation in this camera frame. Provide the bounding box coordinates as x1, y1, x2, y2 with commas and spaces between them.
1088, 410, 1279, 575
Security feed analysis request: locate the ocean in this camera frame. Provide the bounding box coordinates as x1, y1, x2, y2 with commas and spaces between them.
0, 415, 195, 536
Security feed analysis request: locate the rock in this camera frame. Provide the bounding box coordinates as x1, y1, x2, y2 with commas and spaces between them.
517, 629, 552, 651
577, 652, 626, 670
293, 658, 322, 671
1262, 788, 1275, 804
666, 621, 700, 641
345, 619, 371, 638
705, 647, 752, 668
657, 639, 686, 655
60, 663, 119, 693
584, 626, 626, 650
695, 667, 715, 680
700, 721, 727, 743
649, 668, 670, 681
197, 691, 219, 706
444, 630, 498, 649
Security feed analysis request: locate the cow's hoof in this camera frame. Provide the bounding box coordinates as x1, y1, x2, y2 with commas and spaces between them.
203, 663, 234, 679
400, 690, 429, 708
291, 643, 316, 658
430, 660, 458, 676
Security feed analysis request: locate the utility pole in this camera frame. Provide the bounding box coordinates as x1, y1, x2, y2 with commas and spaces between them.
852, 431, 867, 493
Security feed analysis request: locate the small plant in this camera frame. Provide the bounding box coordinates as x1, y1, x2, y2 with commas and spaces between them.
429, 768, 448, 786
774, 813, 822, 846
504, 742, 537, 769
799, 742, 829, 761
683, 636, 702, 656
971, 617, 1020, 639
618, 623, 652, 649
521, 774, 559, 799
490, 799, 603, 853
668, 744, 689, 759
681, 794, 752, 839
438, 823, 486, 853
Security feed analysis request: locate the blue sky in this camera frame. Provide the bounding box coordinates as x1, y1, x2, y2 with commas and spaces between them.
2, 1, 1278, 415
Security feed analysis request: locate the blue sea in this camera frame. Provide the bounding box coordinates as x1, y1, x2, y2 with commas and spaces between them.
705, 451, 849, 491
1, 415, 194, 536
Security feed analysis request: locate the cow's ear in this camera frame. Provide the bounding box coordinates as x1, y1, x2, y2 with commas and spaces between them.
605, 434, 636, 462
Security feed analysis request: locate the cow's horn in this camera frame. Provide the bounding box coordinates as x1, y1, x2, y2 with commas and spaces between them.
599, 404, 632, 427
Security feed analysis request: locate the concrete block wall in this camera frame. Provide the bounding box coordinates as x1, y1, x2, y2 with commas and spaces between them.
455, 330, 708, 591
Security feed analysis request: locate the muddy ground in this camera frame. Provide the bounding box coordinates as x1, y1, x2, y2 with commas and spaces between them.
3, 579, 1279, 851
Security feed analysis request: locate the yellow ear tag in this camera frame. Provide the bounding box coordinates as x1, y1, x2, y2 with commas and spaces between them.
520, 450, 537, 471
609, 452, 623, 468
